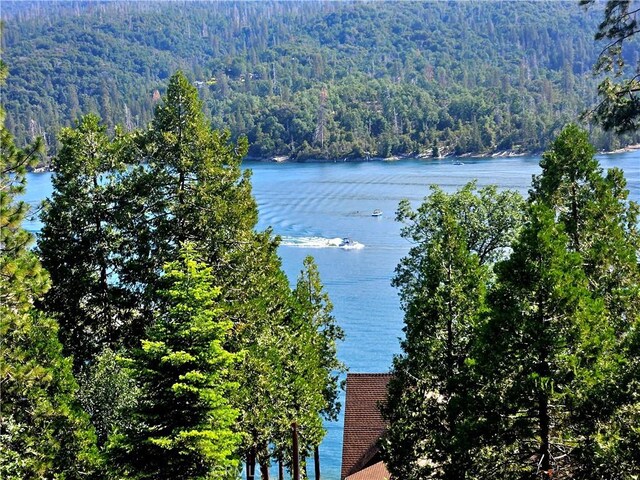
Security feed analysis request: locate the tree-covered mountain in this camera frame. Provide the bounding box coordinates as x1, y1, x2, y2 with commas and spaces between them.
2, 0, 639, 160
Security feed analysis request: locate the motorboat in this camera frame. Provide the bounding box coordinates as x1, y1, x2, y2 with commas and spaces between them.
372, 209, 383, 217
453, 161, 464, 165
339, 237, 353, 247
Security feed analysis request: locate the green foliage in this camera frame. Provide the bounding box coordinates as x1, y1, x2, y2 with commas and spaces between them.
34, 71, 343, 476
527, 124, 640, 479
38, 114, 139, 370
384, 125, 639, 477
477, 124, 640, 478
285, 256, 346, 460
108, 246, 241, 480
76, 348, 140, 447
293, 256, 345, 423
0, 309, 101, 479
532, 124, 640, 314
481, 204, 601, 478
581, 0, 640, 133
123, 70, 253, 290
1, 48, 100, 479
3, 1, 639, 157
0, 55, 47, 307
382, 183, 524, 479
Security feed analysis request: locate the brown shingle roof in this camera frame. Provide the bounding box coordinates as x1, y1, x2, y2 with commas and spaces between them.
345, 461, 391, 480
341, 373, 392, 480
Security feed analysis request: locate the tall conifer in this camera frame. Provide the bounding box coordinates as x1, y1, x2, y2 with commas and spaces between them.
38, 114, 138, 369
481, 205, 601, 478
1, 55, 99, 479
382, 183, 523, 479
108, 246, 240, 479
529, 124, 640, 478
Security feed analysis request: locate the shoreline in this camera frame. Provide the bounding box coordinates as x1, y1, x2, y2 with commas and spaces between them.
246, 143, 640, 164
30, 144, 640, 172
245, 149, 536, 164
599, 143, 640, 155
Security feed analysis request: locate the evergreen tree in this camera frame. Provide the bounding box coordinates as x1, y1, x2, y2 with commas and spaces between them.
32, 71, 343, 476
38, 114, 139, 370
284, 256, 345, 470
480, 204, 602, 479
292, 256, 345, 425
531, 124, 640, 329
528, 124, 640, 478
381, 183, 523, 480
123, 72, 277, 474
1, 54, 99, 480
121, 72, 343, 474
478, 125, 639, 477
108, 246, 241, 479
0, 310, 101, 479
233, 259, 298, 479
0, 63, 47, 310
76, 348, 139, 447
581, 0, 640, 133
120, 70, 255, 298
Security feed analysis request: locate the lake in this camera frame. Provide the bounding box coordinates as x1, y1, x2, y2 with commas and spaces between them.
24, 151, 640, 479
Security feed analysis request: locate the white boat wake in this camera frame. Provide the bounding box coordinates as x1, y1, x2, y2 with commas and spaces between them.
280, 236, 365, 250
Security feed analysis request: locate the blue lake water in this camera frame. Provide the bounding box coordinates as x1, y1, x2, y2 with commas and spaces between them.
23, 151, 639, 479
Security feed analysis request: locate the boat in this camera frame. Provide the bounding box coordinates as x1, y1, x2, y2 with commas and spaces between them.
372, 209, 383, 217
339, 237, 353, 247
453, 161, 465, 165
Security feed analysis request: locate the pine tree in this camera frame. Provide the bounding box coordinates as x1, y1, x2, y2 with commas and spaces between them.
108, 246, 241, 479
478, 125, 639, 477
284, 256, 345, 470
0, 310, 101, 479
38, 114, 139, 370
381, 183, 523, 480
33, 71, 344, 476
0, 61, 47, 309
120, 70, 255, 297
292, 256, 345, 424
121, 72, 343, 474
1, 54, 99, 480
581, 0, 640, 133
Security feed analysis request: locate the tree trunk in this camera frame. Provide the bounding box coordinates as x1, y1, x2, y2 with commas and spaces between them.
247, 447, 256, 480
314, 445, 320, 480
260, 460, 270, 480
292, 422, 300, 480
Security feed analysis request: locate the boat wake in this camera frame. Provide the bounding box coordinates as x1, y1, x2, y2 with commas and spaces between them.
280, 236, 365, 250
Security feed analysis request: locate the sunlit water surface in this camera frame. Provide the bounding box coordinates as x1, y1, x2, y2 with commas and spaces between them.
24, 151, 639, 479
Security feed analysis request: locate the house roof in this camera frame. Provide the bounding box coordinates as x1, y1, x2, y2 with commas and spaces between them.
340, 373, 392, 480
345, 461, 391, 480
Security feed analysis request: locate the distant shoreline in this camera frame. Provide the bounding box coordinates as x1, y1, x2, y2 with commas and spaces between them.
245, 144, 640, 164
30, 144, 640, 172
600, 143, 640, 155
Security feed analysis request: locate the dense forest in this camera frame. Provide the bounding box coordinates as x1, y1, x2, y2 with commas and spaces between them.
2, 0, 640, 160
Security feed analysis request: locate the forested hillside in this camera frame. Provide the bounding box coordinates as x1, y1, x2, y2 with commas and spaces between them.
2, 0, 639, 159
